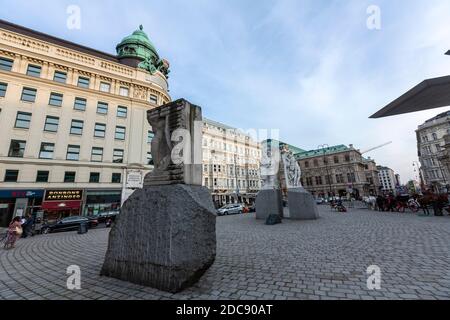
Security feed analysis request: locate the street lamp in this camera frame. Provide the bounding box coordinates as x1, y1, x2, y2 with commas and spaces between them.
318, 144, 332, 198
233, 154, 240, 204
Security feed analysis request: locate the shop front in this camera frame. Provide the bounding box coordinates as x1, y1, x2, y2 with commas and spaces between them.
83, 190, 121, 216
41, 189, 83, 222
0, 189, 44, 227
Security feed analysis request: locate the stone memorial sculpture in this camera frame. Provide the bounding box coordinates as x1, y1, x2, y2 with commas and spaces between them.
101, 99, 216, 293
281, 145, 302, 188
281, 146, 319, 220
255, 140, 283, 220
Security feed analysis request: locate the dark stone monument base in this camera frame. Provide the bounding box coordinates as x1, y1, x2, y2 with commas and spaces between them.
100, 184, 216, 293
265, 214, 282, 225
256, 189, 283, 220
287, 187, 320, 220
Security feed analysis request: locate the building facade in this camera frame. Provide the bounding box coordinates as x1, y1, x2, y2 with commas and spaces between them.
0, 20, 171, 225
295, 144, 380, 199
416, 111, 450, 193
377, 166, 397, 194
202, 118, 261, 208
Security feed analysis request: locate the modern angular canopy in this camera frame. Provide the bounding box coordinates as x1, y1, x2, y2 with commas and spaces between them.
370, 75, 450, 118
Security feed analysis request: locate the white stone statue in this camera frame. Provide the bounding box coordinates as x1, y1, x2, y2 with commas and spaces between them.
260, 141, 280, 190
281, 146, 302, 188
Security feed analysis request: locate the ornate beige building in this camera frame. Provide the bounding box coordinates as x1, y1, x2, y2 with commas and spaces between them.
202, 119, 261, 208
0, 19, 170, 225
416, 111, 450, 193
294, 144, 380, 198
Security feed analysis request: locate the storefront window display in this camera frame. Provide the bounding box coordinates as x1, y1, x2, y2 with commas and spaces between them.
84, 190, 121, 216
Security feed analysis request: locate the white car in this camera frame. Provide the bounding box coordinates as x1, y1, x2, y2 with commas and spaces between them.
315, 198, 324, 205
217, 204, 244, 216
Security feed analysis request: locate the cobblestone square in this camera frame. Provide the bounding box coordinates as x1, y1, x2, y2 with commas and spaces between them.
1, 206, 450, 300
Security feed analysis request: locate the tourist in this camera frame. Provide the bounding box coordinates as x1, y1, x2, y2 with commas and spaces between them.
21, 214, 34, 238
4, 217, 23, 250
376, 195, 385, 212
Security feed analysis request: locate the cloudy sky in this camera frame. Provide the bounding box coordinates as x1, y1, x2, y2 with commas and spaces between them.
1, 0, 450, 182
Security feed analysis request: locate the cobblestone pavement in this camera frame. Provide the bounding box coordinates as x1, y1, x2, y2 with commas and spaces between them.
1, 206, 450, 300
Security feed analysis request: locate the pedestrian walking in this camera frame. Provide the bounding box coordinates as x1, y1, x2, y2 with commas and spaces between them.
376, 195, 385, 212
4, 217, 23, 250
21, 214, 34, 238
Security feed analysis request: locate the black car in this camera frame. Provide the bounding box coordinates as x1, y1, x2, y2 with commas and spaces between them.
42, 216, 98, 234
93, 210, 120, 224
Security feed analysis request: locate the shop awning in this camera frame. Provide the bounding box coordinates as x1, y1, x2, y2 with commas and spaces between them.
41, 200, 82, 210
370, 75, 450, 118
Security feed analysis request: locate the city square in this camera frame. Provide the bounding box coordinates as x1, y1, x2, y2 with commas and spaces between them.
1, 206, 450, 300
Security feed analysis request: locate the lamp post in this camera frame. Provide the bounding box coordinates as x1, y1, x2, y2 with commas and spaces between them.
234, 153, 240, 204
318, 144, 332, 199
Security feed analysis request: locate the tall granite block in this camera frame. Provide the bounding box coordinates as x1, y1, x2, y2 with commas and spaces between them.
101, 184, 216, 293
255, 189, 283, 220
101, 99, 216, 293
287, 187, 319, 220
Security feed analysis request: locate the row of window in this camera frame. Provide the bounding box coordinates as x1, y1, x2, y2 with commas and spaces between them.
7, 139, 154, 165
7, 139, 126, 162
425, 169, 443, 180
204, 177, 260, 189
0, 83, 130, 118
421, 132, 441, 143
421, 144, 442, 156
0, 57, 161, 103
14, 112, 127, 139
3, 169, 122, 184
203, 164, 259, 176
303, 154, 352, 168
203, 139, 260, 156
303, 173, 357, 187
12, 111, 155, 143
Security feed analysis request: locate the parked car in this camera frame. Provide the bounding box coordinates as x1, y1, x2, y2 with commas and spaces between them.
315, 198, 324, 205
42, 216, 98, 234
93, 210, 120, 223
217, 204, 244, 216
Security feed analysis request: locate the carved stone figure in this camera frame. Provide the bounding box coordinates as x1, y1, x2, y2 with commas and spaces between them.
281, 145, 302, 188
280, 146, 319, 220
148, 113, 172, 173
260, 141, 280, 190
144, 99, 203, 186
256, 140, 283, 220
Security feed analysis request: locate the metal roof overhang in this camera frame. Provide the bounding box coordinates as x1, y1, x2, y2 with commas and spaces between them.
370, 75, 450, 118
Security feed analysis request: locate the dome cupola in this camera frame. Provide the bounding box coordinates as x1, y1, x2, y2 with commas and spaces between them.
116, 25, 170, 78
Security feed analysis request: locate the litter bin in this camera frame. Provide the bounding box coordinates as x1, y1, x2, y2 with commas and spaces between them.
78, 222, 88, 234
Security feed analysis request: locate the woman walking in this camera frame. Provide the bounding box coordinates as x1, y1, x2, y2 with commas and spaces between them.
4, 217, 22, 250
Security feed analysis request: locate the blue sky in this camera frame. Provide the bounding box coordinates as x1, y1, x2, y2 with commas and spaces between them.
1, 0, 450, 181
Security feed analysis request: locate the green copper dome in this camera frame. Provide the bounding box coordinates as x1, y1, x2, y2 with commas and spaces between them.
116, 25, 159, 62
116, 25, 170, 78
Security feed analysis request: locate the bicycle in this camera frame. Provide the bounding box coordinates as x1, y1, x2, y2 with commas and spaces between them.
0, 230, 8, 246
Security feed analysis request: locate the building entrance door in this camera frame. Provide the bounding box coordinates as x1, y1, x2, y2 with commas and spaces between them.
0, 204, 13, 228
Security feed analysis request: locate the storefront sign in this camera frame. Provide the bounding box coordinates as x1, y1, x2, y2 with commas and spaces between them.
41, 200, 82, 210
44, 190, 83, 201
0, 190, 44, 199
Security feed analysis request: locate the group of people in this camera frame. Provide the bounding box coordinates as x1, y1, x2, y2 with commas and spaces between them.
2, 214, 34, 250
369, 191, 449, 215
